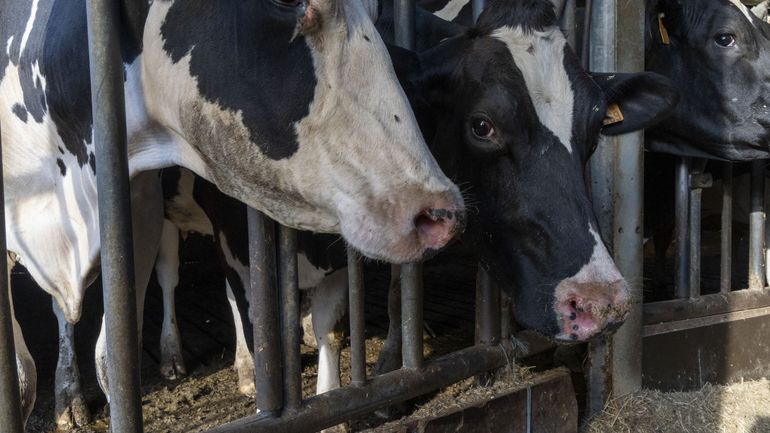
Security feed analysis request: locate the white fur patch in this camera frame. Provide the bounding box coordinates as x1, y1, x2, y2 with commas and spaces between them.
434, 0, 470, 21
492, 26, 575, 153
566, 225, 623, 284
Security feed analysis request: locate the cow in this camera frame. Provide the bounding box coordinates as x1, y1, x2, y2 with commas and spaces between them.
142, 0, 678, 407
645, 0, 770, 161
0, 0, 466, 428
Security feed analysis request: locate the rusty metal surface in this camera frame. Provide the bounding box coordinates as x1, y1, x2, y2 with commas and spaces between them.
643, 312, 770, 391
643, 287, 770, 325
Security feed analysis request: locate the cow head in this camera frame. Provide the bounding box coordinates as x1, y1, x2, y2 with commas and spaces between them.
138, 0, 464, 263
646, 0, 770, 160
397, 0, 677, 342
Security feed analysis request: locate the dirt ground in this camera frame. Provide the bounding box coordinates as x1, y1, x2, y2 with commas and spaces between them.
583, 379, 770, 433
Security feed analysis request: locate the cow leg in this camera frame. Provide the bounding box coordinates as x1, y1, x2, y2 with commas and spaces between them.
311, 269, 348, 395
96, 171, 164, 401
374, 265, 402, 376
52, 300, 90, 430
156, 219, 187, 380
225, 279, 256, 397
7, 258, 36, 429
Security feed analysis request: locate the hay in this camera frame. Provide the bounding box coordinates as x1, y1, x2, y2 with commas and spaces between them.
584, 379, 770, 433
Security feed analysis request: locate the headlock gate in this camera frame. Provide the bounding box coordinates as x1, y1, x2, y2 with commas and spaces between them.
0, 0, 766, 432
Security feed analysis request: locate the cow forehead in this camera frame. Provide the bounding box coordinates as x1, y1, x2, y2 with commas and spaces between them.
491, 25, 574, 154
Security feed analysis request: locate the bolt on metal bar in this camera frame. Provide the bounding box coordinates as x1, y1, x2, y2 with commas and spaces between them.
401, 263, 424, 369
749, 160, 766, 290
348, 247, 367, 386
85, 0, 143, 431
721, 163, 734, 293
248, 209, 282, 415
675, 157, 692, 299
0, 123, 24, 433
472, 0, 486, 22
475, 267, 501, 346
689, 160, 707, 298
277, 226, 301, 410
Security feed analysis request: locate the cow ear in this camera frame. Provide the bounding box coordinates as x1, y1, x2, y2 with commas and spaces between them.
358, 0, 380, 22
591, 72, 679, 136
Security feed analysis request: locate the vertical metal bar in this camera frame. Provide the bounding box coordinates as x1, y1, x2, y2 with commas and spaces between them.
394, 0, 416, 50
561, 0, 578, 49
588, 0, 645, 412
500, 293, 513, 340
86, 1, 143, 431
472, 0, 486, 22
675, 157, 691, 299
475, 268, 500, 346
0, 124, 24, 433
721, 164, 733, 293
278, 226, 301, 410
689, 161, 704, 298
348, 247, 366, 386
401, 263, 424, 369
749, 160, 766, 290
248, 209, 282, 414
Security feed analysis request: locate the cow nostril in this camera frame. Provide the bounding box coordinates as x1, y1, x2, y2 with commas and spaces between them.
414, 209, 456, 251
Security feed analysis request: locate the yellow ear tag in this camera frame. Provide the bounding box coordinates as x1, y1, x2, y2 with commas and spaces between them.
658, 13, 671, 45
603, 103, 625, 126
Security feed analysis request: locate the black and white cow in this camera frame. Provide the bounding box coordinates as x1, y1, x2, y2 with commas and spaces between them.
143, 0, 678, 403
1, 0, 466, 428
645, 0, 770, 161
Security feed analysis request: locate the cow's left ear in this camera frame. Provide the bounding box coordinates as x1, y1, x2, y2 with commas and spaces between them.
591, 72, 679, 136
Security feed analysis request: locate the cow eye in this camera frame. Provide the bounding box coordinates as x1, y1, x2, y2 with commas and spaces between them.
471, 117, 495, 139
714, 33, 737, 48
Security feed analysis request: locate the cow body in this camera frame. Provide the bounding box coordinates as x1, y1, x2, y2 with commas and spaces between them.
1, 0, 465, 428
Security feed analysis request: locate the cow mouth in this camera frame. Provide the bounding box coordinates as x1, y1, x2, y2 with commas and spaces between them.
554, 297, 629, 343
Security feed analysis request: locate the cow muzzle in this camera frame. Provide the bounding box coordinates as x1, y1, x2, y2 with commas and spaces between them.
553, 279, 631, 342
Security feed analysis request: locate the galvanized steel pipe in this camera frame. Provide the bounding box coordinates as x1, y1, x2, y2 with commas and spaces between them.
348, 248, 367, 386
721, 164, 733, 293
278, 226, 301, 410
86, 0, 143, 430
0, 124, 23, 433
749, 160, 766, 290
248, 209, 282, 414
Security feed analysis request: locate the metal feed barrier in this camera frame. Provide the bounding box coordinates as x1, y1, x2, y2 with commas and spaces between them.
0, 0, 739, 432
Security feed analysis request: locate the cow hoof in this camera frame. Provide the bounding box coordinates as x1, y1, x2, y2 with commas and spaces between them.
55, 392, 90, 431
160, 355, 188, 380
237, 371, 256, 398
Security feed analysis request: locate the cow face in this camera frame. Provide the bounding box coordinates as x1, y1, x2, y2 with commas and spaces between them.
403, 0, 677, 341
140, 0, 464, 263
646, 0, 770, 160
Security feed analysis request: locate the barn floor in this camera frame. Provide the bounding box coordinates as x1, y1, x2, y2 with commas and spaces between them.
17, 234, 482, 433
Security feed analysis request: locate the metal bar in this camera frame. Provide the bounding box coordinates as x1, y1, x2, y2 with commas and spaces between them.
278, 226, 301, 411
204, 344, 515, 433
401, 263, 424, 369
581, 0, 593, 68
500, 293, 513, 340
394, 0, 416, 50
587, 0, 646, 409
644, 305, 770, 338
248, 209, 282, 414
475, 267, 500, 346
675, 157, 691, 299
472, 0, 486, 22
561, 0, 577, 49
721, 164, 734, 293
0, 124, 23, 433
348, 247, 366, 386
644, 287, 770, 325
85, 0, 143, 431
749, 160, 766, 290
689, 160, 705, 298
